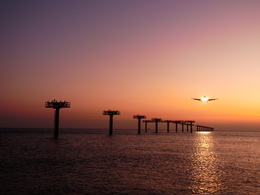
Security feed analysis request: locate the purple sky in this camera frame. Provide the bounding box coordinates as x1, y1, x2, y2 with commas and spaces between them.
1, 0, 260, 130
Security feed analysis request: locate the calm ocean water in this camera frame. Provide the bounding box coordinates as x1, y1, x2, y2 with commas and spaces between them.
0, 128, 259, 195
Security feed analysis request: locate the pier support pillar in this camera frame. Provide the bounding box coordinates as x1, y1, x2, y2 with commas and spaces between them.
133, 115, 146, 134
137, 118, 141, 134
103, 110, 120, 135
54, 108, 60, 138
155, 121, 158, 133
109, 114, 113, 135
45, 100, 70, 139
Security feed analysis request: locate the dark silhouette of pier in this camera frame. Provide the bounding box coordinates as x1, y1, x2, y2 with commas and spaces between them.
143, 119, 196, 133
143, 118, 162, 133
44, 101, 214, 136
164, 120, 172, 133
133, 115, 146, 134
103, 109, 120, 135
45, 100, 70, 138
152, 118, 163, 133
196, 125, 214, 131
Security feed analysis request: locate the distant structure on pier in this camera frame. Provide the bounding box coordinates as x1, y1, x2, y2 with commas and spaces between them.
133, 115, 146, 134
103, 109, 120, 135
45, 100, 70, 138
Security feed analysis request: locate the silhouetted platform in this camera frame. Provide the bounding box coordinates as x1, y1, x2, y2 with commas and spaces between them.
45, 100, 70, 109
103, 110, 120, 115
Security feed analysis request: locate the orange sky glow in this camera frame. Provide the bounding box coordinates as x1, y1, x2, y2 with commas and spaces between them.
1, 0, 260, 130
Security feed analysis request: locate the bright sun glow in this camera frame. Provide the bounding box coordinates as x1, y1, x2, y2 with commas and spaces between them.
198, 131, 211, 134
201, 97, 209, 102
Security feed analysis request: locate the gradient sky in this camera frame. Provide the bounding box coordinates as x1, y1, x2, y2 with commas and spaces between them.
1, 0, 260, 130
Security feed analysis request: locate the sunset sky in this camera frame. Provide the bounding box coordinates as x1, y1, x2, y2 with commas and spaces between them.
1, 0, 260, 130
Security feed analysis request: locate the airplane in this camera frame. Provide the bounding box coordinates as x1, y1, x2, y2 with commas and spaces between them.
191, 96, 218, 102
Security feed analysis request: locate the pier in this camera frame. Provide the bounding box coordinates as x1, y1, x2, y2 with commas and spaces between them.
196, 125, 214, 131
133, 115, 146, 134
143, 118, 162, 133
143, 119, 195, 133
164, 120, 172, 133
103, 110, 120, 135
44, 102, 214, 136
45, 100, 70, 138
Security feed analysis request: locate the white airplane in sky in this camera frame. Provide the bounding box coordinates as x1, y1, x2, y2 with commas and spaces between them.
192, 96, 218, 102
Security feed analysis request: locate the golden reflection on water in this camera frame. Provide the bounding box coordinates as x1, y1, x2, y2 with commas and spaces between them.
190, 132, 222, 194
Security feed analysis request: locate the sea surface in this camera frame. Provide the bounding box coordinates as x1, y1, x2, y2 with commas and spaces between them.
0, 128, 259, 195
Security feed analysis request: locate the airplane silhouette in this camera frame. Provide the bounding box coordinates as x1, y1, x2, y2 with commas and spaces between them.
192, 96, 218, 102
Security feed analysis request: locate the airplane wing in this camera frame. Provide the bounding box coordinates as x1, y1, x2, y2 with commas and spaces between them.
192, 98, 201, 101
208, 98, 218, 101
